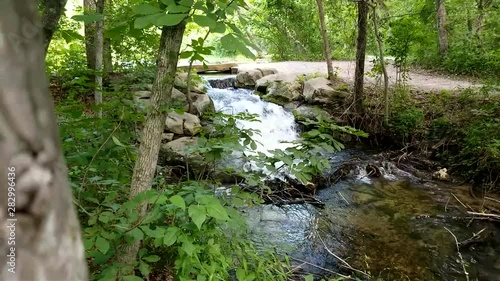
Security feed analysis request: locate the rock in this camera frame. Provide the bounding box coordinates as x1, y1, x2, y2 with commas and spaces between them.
133, 90, 152, 110
293, 105, 330, 121
162, 133, 174, 141
174, 72, 206, 93
171, 88, 187, 105
207, 77, 236, 89
432, 168, 449, 181
303, 77, 349, 105
257, 67, 278, 76
165, 112, 201, 136
187, 92, 215, 116
159, 137, 204, 168
235, 69, 264, 88
255, 73, 302, 104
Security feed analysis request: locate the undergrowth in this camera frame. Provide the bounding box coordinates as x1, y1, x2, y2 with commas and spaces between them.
358, 84, 500, 191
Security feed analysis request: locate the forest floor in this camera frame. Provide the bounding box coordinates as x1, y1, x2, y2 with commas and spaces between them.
238, 60, 482, 92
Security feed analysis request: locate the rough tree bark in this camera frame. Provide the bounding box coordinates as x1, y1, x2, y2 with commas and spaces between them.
0, 1, 88, 280
95, 0, 104, 117
435, 0, 449, 57
353, 0, 368, 114
41, 0, 68, 53
371, 5, 389, 126
104, 38, 113, 73
475, 0, 493, 36
119, 23, 186, 266
84, 0, 97, 71
315, 0, 334, 81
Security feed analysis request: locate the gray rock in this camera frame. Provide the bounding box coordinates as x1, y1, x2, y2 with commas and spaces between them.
235, 69, 264, 88
174, 72, 206, 93
264, 74, 302, 103
165, 112, 201, 136
257, 67, 278, 76
187, 92, 215, 116
162, 133, 174, 142
303, 77, 349, 105
293, 105, 330, 120
159, 137, 204, 168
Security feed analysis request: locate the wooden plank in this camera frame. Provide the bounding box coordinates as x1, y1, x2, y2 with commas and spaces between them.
178, 63, 238, 73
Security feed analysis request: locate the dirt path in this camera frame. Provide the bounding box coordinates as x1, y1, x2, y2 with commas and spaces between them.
238, 61, 482, 92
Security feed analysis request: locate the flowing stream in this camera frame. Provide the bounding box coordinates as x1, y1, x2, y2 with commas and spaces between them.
204, 77, 500, 281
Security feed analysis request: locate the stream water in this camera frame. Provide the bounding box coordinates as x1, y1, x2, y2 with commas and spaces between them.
204, 78, 500, 281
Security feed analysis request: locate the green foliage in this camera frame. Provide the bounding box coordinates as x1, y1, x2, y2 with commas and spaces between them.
389, 89, 424, 139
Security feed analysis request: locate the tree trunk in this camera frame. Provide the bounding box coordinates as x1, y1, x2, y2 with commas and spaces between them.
315, 0, 334, 81
0, 1, 88, 280
84, 0, 97, 71
95, 0, 104, 117
41, 0, 69, 54
353, 0, 368, 114
104, 37, 113, 73
371, 6, 389, 126
475, 0, 492, 36
119, 23, 186, 267
435, 0, 449, 58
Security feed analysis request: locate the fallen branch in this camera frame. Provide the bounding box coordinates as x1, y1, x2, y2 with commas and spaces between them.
288, 257, 352, 280
458, 228, 486, 248
452, 193, 472, 211
318, 235, 371, 279
466, 211, 500, 221
485, 196, 500, 204
444, 227, 469, 281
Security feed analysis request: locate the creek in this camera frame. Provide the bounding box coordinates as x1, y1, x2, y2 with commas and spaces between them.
204, 76, 500, 281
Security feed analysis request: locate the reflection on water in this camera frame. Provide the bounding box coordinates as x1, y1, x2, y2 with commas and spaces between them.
246, 151, 500, 281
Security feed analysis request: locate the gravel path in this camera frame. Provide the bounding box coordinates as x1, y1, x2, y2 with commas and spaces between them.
238, 61, 481, 92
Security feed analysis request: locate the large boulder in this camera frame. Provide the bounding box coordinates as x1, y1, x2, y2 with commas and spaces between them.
133, 90, 152, 110
187, 92, 215, 116
257, 73, 302, 104
165, 112, 201, 136
235, 67, 278, 88
293, 105, 331, 121
303, 77, 349, 105
159, 137, 204, 168
174, 72, 206, 93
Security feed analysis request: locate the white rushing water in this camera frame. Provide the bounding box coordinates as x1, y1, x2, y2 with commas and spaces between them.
206, 84, 299, 156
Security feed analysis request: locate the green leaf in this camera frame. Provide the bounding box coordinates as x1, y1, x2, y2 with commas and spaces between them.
95, 236, 110, 254
111, 136, 126, 147
236, 268, 246, 280
304, 275, 314, 281
60, 30, 84, 43
127, 228, 144, 241
182, 241, 196, 256
179, 0, 193, 7
143, 255, 161, 262
163, 226, 181, 246
161, 0, 176, 6
180, 51, 193, 59
211, 22, 226, 33
122, 276, 144, 281
170, 195, 186, 210
250, 141, 257, 150
166, 4, 190, 13
193, 15, 217, 29
72, 14, 103, 23
206, 202, 230, 220
220, 34, 255, 60
139, 261, 150, 277
134, 13, 164, 29
155, 14, 188, 26
132, 4, 163, 15
188, 205, 206, 229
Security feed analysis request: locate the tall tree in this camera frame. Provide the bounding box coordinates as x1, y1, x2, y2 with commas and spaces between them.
475, 0, 493, 36
353, 0, 368, 114
435, 0, 449, 57
41, 0, 69, 53
0, 1, 88, 280
84, 0, 97, 70
120, 22, 186, 266
95, 0, 105, 117
315, 0, 334, 80
371, 3, 389, 125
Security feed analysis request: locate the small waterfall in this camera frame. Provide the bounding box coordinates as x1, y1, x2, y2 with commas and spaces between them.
205, 79, 299, 156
